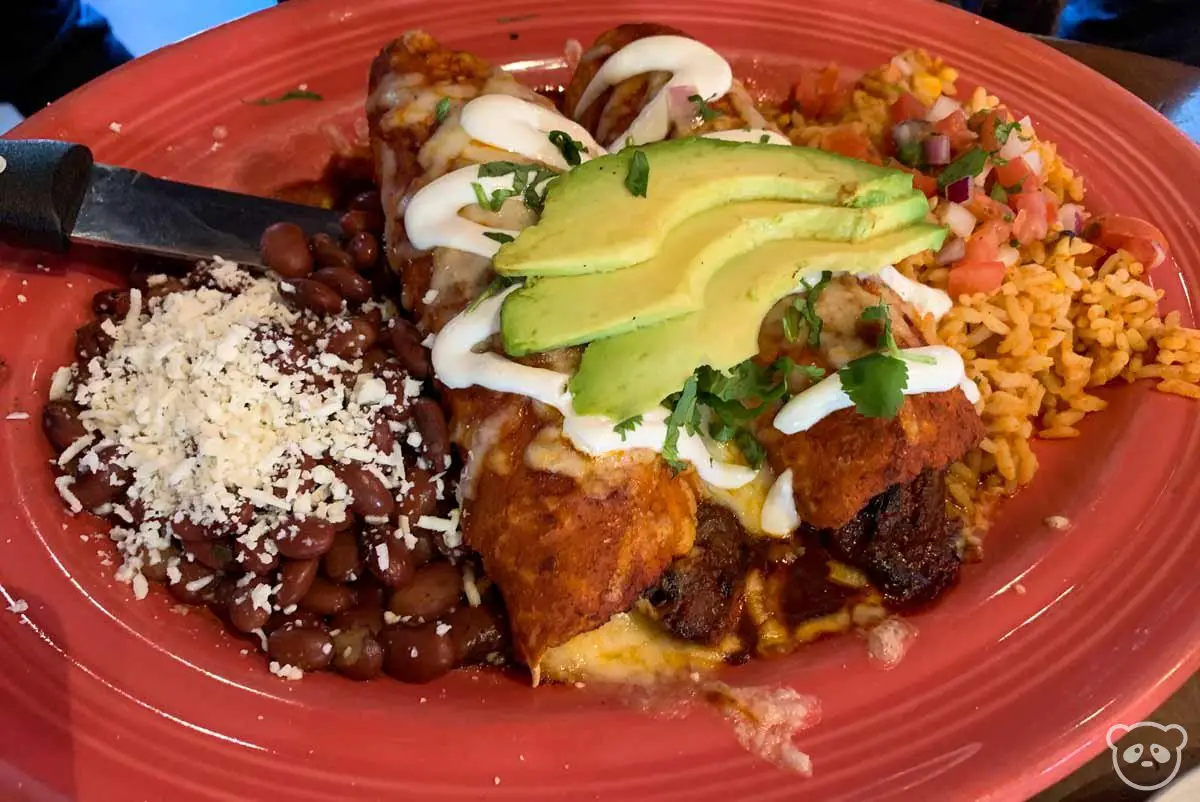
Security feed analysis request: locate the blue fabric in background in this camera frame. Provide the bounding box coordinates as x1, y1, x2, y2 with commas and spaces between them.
1060, 0, 1200, 67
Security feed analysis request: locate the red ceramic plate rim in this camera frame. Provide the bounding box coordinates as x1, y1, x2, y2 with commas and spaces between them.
1, 1, 1199, 800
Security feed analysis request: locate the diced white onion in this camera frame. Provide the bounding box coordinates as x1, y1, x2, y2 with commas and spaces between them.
942, 202, 977, 240
997, 131, 1030, 161
1022, 149, 1043, 177
1058, 203, 1085, 234
998, 245, 1020, 268
925, 95, 959, 123
890, 55, 913, 77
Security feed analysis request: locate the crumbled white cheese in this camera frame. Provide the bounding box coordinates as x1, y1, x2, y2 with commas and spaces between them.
54, 261, 416, 594
131, 573, 150, 600
374, 543, 389, 572
435, 622, 451, 636
268, 661, 304, 681
54, 476, 83, 513
1045, 515, 1070, 530
7, 599, 28, 614
5, 412, 29, 421
866, 617, 916, 670
416, 508, 461, 549
462, 565, 482, 607
184, 575, 214, 593
57, 434, 94, 467
383, 611, 402, 625
403, 377, 423, 399
16, 295, 27, 304
108, 121, 123, 133
421, 289, 439, 304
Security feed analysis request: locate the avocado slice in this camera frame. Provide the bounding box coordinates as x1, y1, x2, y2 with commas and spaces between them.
493, 138, 919, 278
501, 193, 930, 355
568, 224, 949, 421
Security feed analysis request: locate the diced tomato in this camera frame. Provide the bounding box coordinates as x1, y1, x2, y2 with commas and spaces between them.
891, 92, 928, 124
977, 107, 1015, 152
891, 162, 938, 197
1010, 191, 1049, 244
964, 218, 1009, 262
1041, 188, 1060, 227
792, 65, 849, 120
966, 193, 1014, 223
993, 154, 1041, 192
1085, 215, 1170, 269
947, 260, 1006, 297
820, 126, 880, 164
932, 109, 976, 152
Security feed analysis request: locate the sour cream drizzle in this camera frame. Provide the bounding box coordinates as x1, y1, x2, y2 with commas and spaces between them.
404, 168, 533, 258
761, 468, 800, 536
432, 288, 756, 489
773, 345, 973, 435
460, 94, 605, 170
572, 35, 734, 148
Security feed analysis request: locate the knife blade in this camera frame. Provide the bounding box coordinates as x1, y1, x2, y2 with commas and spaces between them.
0, 139, 343, 268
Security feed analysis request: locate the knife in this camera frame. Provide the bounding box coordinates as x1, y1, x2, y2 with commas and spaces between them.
0, 139, 343, 268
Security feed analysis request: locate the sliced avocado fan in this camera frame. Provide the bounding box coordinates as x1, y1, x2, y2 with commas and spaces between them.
568, 224, 949, 422
492, 138, 918, 278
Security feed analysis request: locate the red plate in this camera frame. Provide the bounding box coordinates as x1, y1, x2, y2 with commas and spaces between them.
2, 1, 1198, 799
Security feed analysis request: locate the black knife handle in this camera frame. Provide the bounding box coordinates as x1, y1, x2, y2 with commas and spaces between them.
0, 139, 94, 252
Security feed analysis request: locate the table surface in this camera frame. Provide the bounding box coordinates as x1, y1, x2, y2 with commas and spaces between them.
1034, 37, 1200, 802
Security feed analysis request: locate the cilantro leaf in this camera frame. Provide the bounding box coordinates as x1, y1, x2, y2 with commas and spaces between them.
625, 150, 650, 197
937, 147, 988, 190
838, 352, 909, 418
435, 97, 451, 123
662, 376, 699, 472
896, 140, 924, 168
992, 118, 1021, 148
688, 94, 722, 122
483, 231, 514, 244
759, 134, 771, 144
989, 183, 1009, 203
799, 271, 833, 347
467, 275, 522, 313
733, 429, 766, 470
783, 304, 804, 343
863, 300, 937, 365
548, 130, 584, 166
245, 89, 323, 105
613, 415, 643, 441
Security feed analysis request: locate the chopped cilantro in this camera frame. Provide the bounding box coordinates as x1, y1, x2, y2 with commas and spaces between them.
466, 274, 522, 313
989, 184, 1009, 203
896, 140, 924, 168
992, 118, 1021, 148
662, 376, 699, 472
799, 271, 833, 346
245, 89, 323, 105
1007, 178, 1025, 194
483, 231, 514, 244
613, 415, 643, 441
863, 300, 935, 365
759, 134, 771, 144
839, 352, 909, 418
435, 97, 451, 123
734, 429, 766, 469
688, 94, 722, 122
937, 147, 988, 190
474, 162, 558, 213
548, 130, 585, 166
625, 150, 650, 197
782, 304, 804, 343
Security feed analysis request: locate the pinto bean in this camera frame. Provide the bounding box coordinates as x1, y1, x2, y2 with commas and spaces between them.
331, 627, 384, 680
324, 317, 378, 360
299, 576, 358, 615
260, 222, 314, 278
167, 560, 219, 605
385, 319, 430, 379
310, 233, 356, 270
396, 468, 438, 522
42, 400, 87, 451
273, 518, 337, 559
313, 267, 373, 304
275, 558, 319, 608
380, 623, 456, 683
323, 531, 364, 584
410, 398, 450, 470
75, 320, 113, 362
92, 289, 131, 321
268, 626, 334, 670
183, 538, 235, 571
337, 464, 394, 520
281, 278, 344, 316
387, 562, 462, 623
228, 577, 273, 633
346, 231, 380, 270
234, 535, 280, 575
445, 603, 507, 665
363, 527, 415, 589
330, 605, 385, 636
